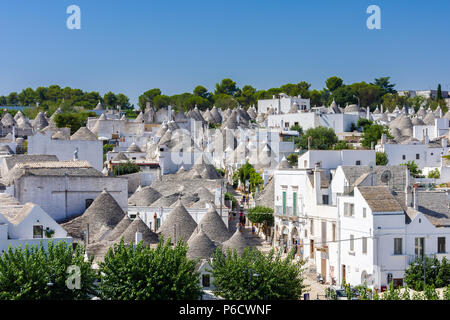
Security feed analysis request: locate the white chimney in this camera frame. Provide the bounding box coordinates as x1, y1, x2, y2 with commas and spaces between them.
424, 130, 429, 144
405, 168, 411, 207
313, 164, 321, 204
135, 231, 143, 244
413, 187, 418, 210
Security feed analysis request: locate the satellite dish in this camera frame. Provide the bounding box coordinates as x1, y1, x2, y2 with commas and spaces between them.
381, 170, 392, 184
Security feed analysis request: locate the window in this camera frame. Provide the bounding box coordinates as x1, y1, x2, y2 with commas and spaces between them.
304, 229, 307, 238
294, 122, 299, 126
362, 237, 367, 254
293, 192, 297, 216
285, 122, 289, 128
438, 237, 446, 254
394, 238, 403, 255
363, 208, 367, 218
282, 191, 287, 215
416, 154, 420, 160
415, 237, 425, 258
33, 225, 43, 239
402, 155, 406, 160
322, 194, 329, 204
202, 274, 211, 288
157, 218, 161, 229
344, 203, 355, 217
310, 219, 314, 235
304, 160, 307, 168
350, 235, 354, 251
332, 224, 336, 242
355, 160, 361, 165
85, 199, 94, 210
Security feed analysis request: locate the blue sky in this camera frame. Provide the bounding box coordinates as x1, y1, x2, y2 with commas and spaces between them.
0, 0, 449, 105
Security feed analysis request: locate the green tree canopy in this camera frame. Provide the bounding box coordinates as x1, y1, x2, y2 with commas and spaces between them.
236, 162, 263, 193
138, 88, 162, 111
361, 123, 390, 149
103, 91, 118, 109
236, 85, 257, 107
404, 256, 450, 291
210, 247, 306, 300
0, 241, 97, 300
99, 239, 202, 300
297, 126, 338, 150
215, 78, 239, 96
213, 94, 238, 110
401, 160, 422, 177
152, 95, 171, 109
287, 153, 298, 167
54, 112, 97, 134
325, 76, 344, 92
372, 77, 396, 95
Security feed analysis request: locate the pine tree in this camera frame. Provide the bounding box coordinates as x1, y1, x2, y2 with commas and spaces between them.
437, 84, 443, 101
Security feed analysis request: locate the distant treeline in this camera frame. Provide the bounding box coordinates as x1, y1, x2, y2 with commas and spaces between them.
1, 78, 447, 116
0, 85, 132, 113
138, 77, 448, 113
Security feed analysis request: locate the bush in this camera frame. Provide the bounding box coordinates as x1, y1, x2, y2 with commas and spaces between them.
333, 140, 352, 150
113, 161, 140, 176
428, 168, 440, 179
376, 151, 389, 165
286, 153, 298, 167
401, 161, 422, 178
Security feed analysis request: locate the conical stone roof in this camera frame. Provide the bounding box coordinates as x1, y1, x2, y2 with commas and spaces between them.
158, 200, 197, 243
33, 112, 49, 130
120, 216, 159, 245
94, 101, 104, 110
128, 186, 163, 206
187, 228, 217, 260
221, 228, 252, 256
127, 143, 142, 153
190, 206, 230, 243
277, 156, 293, 169
423, 112, 436, 125
112, 152, 128, 161
62, 190, 125, 242
70, 127, 97, 141
104, 215, 132, 241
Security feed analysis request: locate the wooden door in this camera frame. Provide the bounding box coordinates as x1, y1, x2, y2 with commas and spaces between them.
321, 259, 327, 283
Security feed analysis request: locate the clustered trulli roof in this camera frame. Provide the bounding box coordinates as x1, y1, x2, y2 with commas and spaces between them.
128, 186, 163, 206
61, 189, 125, 243
112, 152, 128, 161
189, 206, 230, 244
158, 199, 197, 243
119, 216, 159, 245
186, 227, 217, 260
70, 126, 98, 141
33, 112, 49, 130
221, 228, 253, 256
